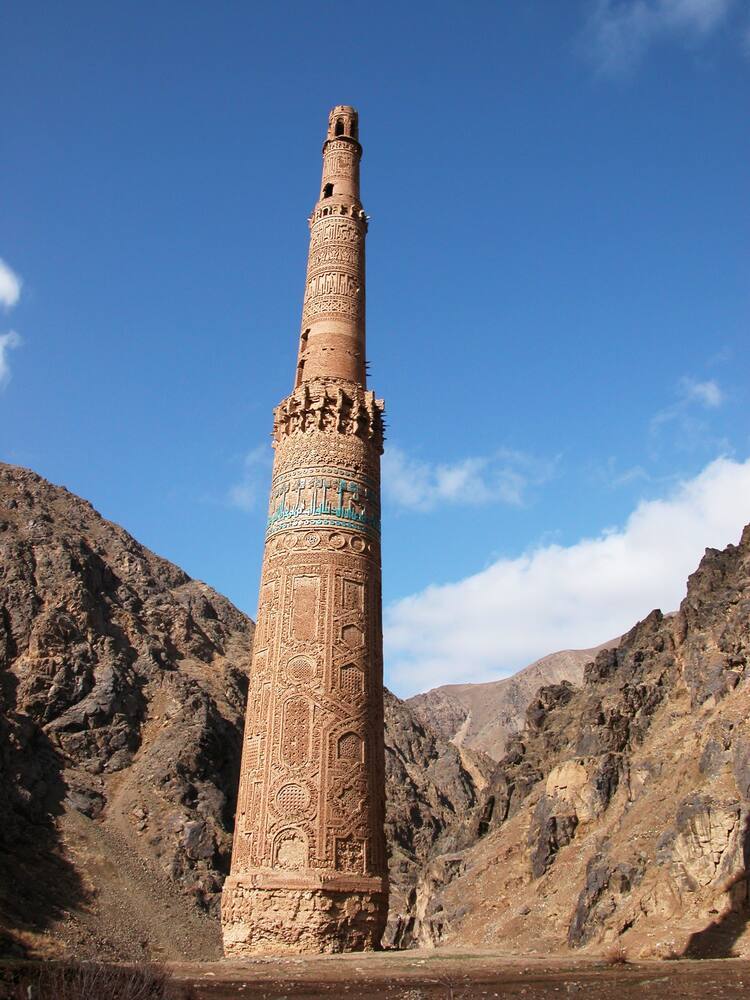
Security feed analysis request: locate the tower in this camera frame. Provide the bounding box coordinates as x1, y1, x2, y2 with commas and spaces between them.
221, 106, 389, 954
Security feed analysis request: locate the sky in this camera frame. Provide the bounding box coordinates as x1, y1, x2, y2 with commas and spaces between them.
2, 1, 748, 697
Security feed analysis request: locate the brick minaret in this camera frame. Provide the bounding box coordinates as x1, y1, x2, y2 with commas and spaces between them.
221, 106, 388, 954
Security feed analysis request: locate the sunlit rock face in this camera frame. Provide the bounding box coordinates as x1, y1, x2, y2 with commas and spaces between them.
407, 525, 750, 960
0, 461, 252, 960
0, 461, 486, 959
4, 450, 749, 961
407, 643, 618, 760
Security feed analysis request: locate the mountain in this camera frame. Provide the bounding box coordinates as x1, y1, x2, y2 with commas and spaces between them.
383, 690, 493, 947
0, 464, 253, 960
409, 525, 750, 958
0, 463, 487, 960
408, 642, 619, 760
5, 462, 746, 962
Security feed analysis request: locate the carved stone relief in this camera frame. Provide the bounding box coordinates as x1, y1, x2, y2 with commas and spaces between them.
272, 381, 384, 452
274, 828, 308, 870
222, 105, 387, 956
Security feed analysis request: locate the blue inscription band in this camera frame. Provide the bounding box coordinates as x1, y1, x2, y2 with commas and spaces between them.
266, 465, 381, 539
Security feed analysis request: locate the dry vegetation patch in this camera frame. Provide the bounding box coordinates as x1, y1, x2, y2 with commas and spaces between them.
0, 961, 189, 1000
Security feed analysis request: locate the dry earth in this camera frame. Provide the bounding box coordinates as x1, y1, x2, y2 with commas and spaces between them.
169, 952, 750, 999
3, 952, 750, 1000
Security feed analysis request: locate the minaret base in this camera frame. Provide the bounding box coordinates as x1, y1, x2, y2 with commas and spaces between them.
221, 876, 388, 955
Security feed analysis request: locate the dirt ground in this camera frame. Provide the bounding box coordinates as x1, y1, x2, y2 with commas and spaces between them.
168, 950, 750, 999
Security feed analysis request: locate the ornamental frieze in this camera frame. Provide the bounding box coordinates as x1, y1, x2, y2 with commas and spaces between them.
266, 466, 381, 540
307, 244, 363, 270
272, 382, 384, 451
309, 217, 363, 247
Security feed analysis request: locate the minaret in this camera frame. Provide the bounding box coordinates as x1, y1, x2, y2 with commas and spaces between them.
221, 106, 388, 955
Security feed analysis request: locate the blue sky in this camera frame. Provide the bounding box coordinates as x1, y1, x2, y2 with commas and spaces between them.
2, 1, 748, 695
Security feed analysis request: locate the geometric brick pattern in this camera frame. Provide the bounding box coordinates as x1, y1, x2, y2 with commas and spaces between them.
222, 105, 388, 956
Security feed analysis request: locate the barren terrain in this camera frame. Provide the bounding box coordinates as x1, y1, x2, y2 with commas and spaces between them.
408, 642, 618, 759
4, 952, 750, 999
3, 463, 750, 973
0, 464, 488, 956
153, 952, 750, 998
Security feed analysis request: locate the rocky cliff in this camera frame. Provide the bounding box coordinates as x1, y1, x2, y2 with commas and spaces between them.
408, 642, 618, 760
383, 690, 493, 948
412, 525, 750, 958
5, 462, 746, 962
0, 464, 254, 960
0, 464, 487, 960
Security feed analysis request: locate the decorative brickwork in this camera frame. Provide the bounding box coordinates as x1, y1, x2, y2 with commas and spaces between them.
222, 105, 388, 955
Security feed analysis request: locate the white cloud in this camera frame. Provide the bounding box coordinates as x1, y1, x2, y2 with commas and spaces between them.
585, 0, 734, 74
0, 259, 22, 310
384, 455, 750, 697
650, 374, 725, 442
228, 444, 273, 511
0, 331, 21, 388
382, 445, 557, 512
600, 457, 652, 489
0, 259, 24, 388
679, 376, 723, 408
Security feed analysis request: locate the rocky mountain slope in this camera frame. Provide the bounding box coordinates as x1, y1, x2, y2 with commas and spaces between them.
383, 691, 492, 948
408, 642, 618, 760
0, 464, 254, 960
5, 462, 746, 962
409, 525, 750, 958
0, 464, 488, 960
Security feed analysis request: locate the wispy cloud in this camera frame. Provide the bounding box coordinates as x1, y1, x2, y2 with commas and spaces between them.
385, 455, 750, 696
583, 0, 735, 75
595, 456, 652, 489
679, 376, 723, 408
0, 332, 22, 388
0, 258, 23, 389
594, 376, 725, 488
650, 375, 725, 441
0, 259, 22, 311
228, 444, 273, 512
382, 445, 558, 512
706, 345, 734, 368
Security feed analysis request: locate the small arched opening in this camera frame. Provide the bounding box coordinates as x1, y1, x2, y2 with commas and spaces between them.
295, 329, 309, 387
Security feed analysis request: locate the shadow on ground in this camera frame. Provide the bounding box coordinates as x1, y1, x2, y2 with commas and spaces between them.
684, 813, 750, 959
0, 663, 87, 958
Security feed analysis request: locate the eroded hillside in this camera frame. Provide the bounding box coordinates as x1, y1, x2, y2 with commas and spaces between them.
0, 464, 253, 959
411, 526, 750, 958
0, 464, 487, 959
408, 643, 618, 759
4, 462, 746, 962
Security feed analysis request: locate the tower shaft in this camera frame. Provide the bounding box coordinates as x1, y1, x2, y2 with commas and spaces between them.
298, 105, 367, 386
221, 106, 388, 955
